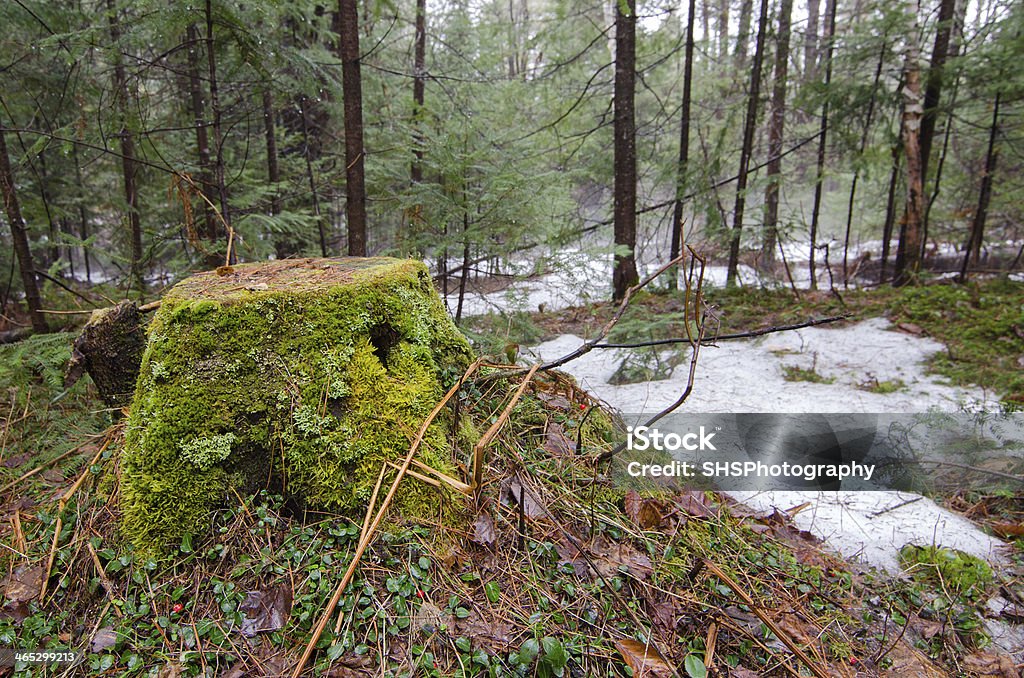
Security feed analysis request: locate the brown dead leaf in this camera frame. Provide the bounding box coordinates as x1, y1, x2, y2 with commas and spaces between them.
0, 601, 29, 624
911, 616, 944, 640
554, 540, 589, 577
536, 392, 571, 411
156, 663, 181, 678
673, 490, 716, 518
878, 639, 948, 678
91, 626, 118, 653
262, 655, 291, 676
413, 602, 446, 635
458, 609, 512, 652
614, 639, 673, 678
219, 667, 247, 678
729, 668, 761, 678
239, 585, 292, 637
650, 599, 679, 630
543, 423, 576, 455
624, 490, 664, 529
596, 543, 653, 580
41, 469, 64, 484
963, 652, 1019, 677
896, 322, 925, 336
501, 473, 548, 518
990, 522, 1024, 539
471, 513, 496, 546
776, 613, 813, 647
324, 654, 374, 677
1, 453, 30, 469
2, 564, 43, 603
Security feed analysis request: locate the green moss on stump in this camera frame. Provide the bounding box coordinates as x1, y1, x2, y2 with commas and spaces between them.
121, 258, 472, 555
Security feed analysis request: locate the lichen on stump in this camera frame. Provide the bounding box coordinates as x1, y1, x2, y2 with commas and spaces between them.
120, 258, 473, 555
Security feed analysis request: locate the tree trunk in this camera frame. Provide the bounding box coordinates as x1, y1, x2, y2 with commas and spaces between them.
300, 97, 329, 258
669, 0, 697, 291
717, 0, 729, 59
71, 143, 92, 283
894, 28, 925, 288
205, 0, 232, 262
108, 0, 144, 294
761, 0, 794, 270
338, 0, 367, 256
612, 0, 639, 301
805, 0, 820, 84
958, 90, 1000, 282
735, 0, 753, 66
411, 0, 426, 187
842, 33, 887, 285
923, 0, 965, 241
879, 145, 901, 284
185, 23, 218, 258
0, 125, 48, 333
920, 0, 956, 182
725, 0, 769, 287
807, 0, 837, 291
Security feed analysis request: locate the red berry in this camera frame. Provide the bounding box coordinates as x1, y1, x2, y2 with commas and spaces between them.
172, 603, 184, 613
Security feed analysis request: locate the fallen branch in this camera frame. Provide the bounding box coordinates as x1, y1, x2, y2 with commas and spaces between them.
593, 315, 851, 349
290, 358, 482, 678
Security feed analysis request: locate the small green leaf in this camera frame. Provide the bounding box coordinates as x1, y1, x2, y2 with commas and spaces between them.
484, 581, 501, 603
684, 654, 707, 678
455, 636, 472, 652
541, 636, 568, 670
518, 638, 540, 665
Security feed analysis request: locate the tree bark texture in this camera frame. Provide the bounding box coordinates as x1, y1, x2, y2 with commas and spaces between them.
339, 0, 368, 256
0, 125, 48, 333
612, 0, 639, 301
725, 0, 769, 286
762, 0, 794, 268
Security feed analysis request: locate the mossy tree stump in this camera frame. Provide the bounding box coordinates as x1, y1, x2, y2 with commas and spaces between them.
121, 258, 472, 554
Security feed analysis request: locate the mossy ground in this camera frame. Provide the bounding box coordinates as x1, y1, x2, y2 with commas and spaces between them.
1, 276, 1022, 676
0, 351, 906, 677
121, 258, 473, 555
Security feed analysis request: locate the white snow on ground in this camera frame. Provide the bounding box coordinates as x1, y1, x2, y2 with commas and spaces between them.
525, 317, 994, 415
526, 318, 1010, 575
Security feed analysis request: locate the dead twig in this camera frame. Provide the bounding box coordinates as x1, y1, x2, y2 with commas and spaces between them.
473, 363, 540, 490
702, 559, 832, 678
86, 541, 123, 617
596, 251, 709, 463
39, 435, 112, 602
592, 314, 851, 349
535, 254, 686, 373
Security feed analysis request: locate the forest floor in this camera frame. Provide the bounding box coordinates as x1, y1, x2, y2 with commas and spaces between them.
0, 274, 1021, 676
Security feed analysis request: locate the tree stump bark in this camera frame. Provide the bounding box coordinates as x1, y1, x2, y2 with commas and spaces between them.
68, 301, 146, 408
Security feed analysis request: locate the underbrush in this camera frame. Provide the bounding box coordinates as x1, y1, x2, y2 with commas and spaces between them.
0, 325, 1019, 676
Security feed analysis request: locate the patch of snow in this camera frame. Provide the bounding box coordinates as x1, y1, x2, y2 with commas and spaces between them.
526, 317, 993, 414
527, 317, 1008, 574
729, 491, 1008, 574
